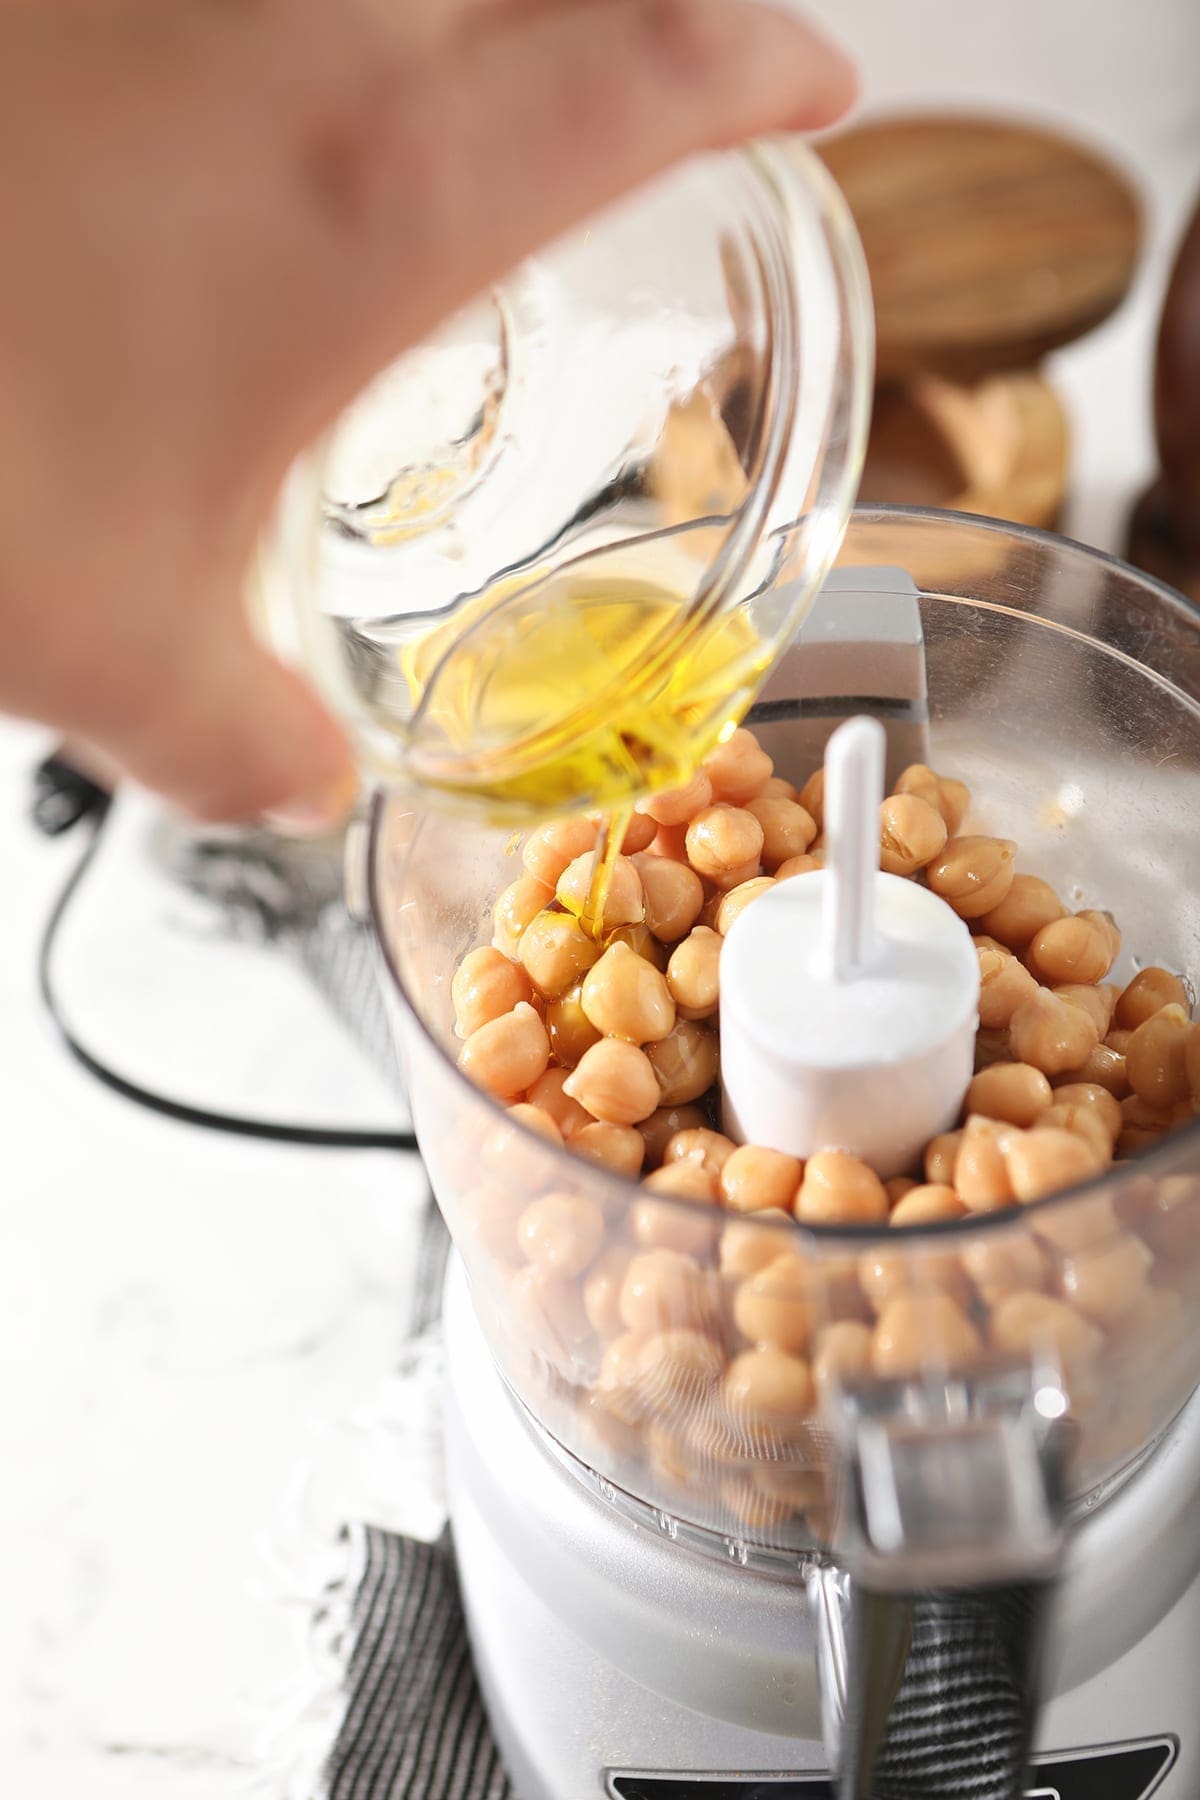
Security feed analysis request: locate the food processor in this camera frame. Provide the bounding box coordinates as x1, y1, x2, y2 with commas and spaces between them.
266, 139, 1200, 1799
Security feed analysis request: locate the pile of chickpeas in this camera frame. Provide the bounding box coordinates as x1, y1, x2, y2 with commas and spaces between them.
445, 726, 1200, 1537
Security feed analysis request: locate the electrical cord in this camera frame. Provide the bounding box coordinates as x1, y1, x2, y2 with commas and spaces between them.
33, 754, 421, 1153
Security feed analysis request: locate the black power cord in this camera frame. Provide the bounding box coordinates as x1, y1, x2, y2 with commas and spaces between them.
33, 754, 420, 1153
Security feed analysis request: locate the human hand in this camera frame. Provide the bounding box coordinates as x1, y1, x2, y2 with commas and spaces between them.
0, 0, 853, 823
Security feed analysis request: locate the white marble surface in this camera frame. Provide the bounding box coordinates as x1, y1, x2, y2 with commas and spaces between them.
2, 12, 1199, 1797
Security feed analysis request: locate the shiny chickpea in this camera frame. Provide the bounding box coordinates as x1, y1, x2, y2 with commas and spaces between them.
1059, 1233, 1152, 1325
1115, 966, 1192, 1032
458, 1001, 550, 1099
926, 836, 1016, 919
1036, 1104, 1115, 1166
746, 796, 818, 870
607, 921, 668, 971
1026, 913, 1114, 985
1009, 990, 1099, 1077
988, 1289, 1102, 1374
1105, 1028, 1133, 1055
761, 776, 799, 800
720, 1144, 804, 1214
811, 1320, 874, 1406
873, 1293, 981, 1379
889, 1184, 966, 1226
509, 1263, 591, 1361
492, 873, 554, 958
776, 853, 823, 880
1117, 1093, 1191, 1158
925, 1130, 963, 1186
795, 1151, 889, 1225
1052, 1043, 1129, 1099
522, 816, 599, 886
798, 768, 825, 829
716, 877, 776, 936
664, 1127, 736, 1178
724, 1346, 814, 1427
685, 804, 764, 883
647, 1020, 720, 1106
860, 1243, 968, 1312
583, 1246, 634, 1337
637, 1103, 709, 1166
666, 927, 722, 1021
878, 793, 948, 876
1126, 1003, 1194, 1109
648, 822, 691, 862
516, 1193, 605, 1278
732, 1254, 815, 1352
617, 811, 658, 855
557, 852, 644, 930
519, 910, 602, 999
977, 874, 1065, 949
544, 986, 603, 1069
451, 946, 534, 1040
1053, 984, 1113, 1038
719, 1213, 794, 1279
636, 772, 714, 827
580, 942, 676, 1045
703, 728, 774, 804
895, 763, 969, 833
961, 1234, 1048, 1305
526, 1068, 591, 1137
568, 1121, 647, 1178
966, 1063, 1053, 1129
886, 1177, 918, 1206
633, 1161, 720, 1258
1006, 1126, 1105, 1202
1049, 1083, 1123, 1142
506, 1103, 563, 1144
955, 1115, 1017, 1212
1078, 909, 1121, 965
564, 1039, 660, 1126
977, 946, 1041, 1030
618, 1249, 712, 1334
631, 852, 705, 944
1188, 1021, 1200, 1103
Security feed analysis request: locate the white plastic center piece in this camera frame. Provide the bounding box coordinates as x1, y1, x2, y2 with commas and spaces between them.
719, 717, 980, 1178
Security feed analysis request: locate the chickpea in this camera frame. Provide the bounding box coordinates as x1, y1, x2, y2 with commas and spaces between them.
1053, 984, 1113, 1037
927, 836, 1016, 919
974, 1030, 1012, 1072
631, 853, 705, 944
646, 1020, 720, 1106
1105, 1028, 1133, 1056
761, 775, 799, 800
955, 1115, 1017, 1211
977, 874, 1065, 949
988, 1290, 1102, 1374
1059, 1233, 1152, 1325
509, 1263, 591, 1361
583, 1247, 633, 1337
1053, 1043, 1129, 1099
1030, 1191, 1118, 1255
597, 1331, 654, 1414
636, 1330, 726, 1415
977, 946, 1040, 1030
580, 942, 676, 1045
576, 1390, 640, 1464
1137, 1175, 1200, 1263
703, 728, 774, 804
1026, 914, 1114, 986
722, 1477, 796, 1530
1036, 1104, 1115, 1166
1009, 990, 1099, 1077
716, 877, 776, 936
878, 793, 948, 876
616, 811, 658, 855
812, 1320, 874, 1405
544, 986, 603, 1069
648, 823, 691, 862
966, 1063, 1053, 1129
746, 796, 818, 870
798, 767, 825, 830
1077, 909, 1122, 965
516, 1192, 605, 1278
889, 1184, 966, 1226
1006, 1126, 1105, 1202
522, 816, 599, 887
732, 1254, 815, 1352
925, 1130, 963, 1186
452, 946, 534, 1039
1117, 1093, 1191, 1158
724, 1346, 815, 1427
861, 1243, 970, 1313
886, 1176, 918, 1205
1050, 1083, 1123, 1142
493, 873, 554, 957
506, 1103, 563, 1144
666, 927, 722, 1021
607, 921, 669, 971
1126, 1003, 1193, 1109
795, 1151, 889, 1225
568, 1121, 647, 1178
961, 1234, 1048, 1305
1189, 1021, 1200, 1103
557, 852, 644, 930
618, 1249, 712, 1334
633, 1161, 720, 1257
719, 1213, 794, 1279
656, 1126, 732, 1180
645, 1422, 693, 1491
720, 1144, 804, 1214
895, 763, 970, 833
685, 804, 765, 883
564, 1039, 661, 1126
1115, 966, 1192, 1032
526, 1068, 592, 1137
519, 910, 602, 998
458, 1002, 550, 1099
873, 1293, 981, 1379
776, 853, 823, 880
636, 771, 713, 827
637, 1103, 709, 1166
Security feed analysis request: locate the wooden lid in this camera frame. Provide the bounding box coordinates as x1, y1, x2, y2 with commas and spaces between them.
819, 115, 1142, 382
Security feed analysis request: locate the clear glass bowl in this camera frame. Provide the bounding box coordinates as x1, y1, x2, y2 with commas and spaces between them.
369, 507, 1200, 1550
264, 140, 872, 819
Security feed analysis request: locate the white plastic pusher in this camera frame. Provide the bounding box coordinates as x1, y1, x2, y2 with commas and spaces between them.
719, 717, 981, 1179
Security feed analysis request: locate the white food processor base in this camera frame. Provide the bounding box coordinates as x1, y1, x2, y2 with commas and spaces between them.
443, 1256, 1200, 1800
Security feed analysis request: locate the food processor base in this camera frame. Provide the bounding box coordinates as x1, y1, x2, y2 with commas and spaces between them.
444, 1256, 1200, 1800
